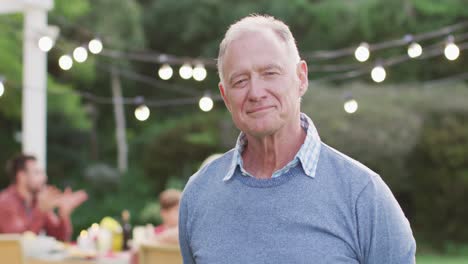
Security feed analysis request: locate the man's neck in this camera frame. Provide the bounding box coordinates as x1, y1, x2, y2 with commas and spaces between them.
15, 184, 33, 206
242, 119, 305, 179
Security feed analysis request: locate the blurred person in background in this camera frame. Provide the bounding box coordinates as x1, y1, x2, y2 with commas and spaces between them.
130, 188, 181, 264
0, 154, 88, 241
152, 188, 181, 244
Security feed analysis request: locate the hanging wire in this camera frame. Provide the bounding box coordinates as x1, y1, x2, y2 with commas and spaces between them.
4, 80, 223, 108
95, 63, 202, 96
310, 41, 468, 83
3, 17, 468, 94
303, 21, 468, 60
15, 14, 468, 64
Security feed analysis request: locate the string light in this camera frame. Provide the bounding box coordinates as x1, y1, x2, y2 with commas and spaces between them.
407, 42, 423, 58
371, 64, 386, 83
344, 97, 358, 114
354, 42, 370, 62
134, 104, 150, 121
179, 63, 193, 79
88, 38, 103, 54
199, 94, 213, 112
0, 78, 5, 97
193, 64, 207, 81
58, 55, 73, 70
38, 36, 54, 52
158, 64, 173, 80
67, 21, 467, 81
26, 15, 466, 65
20, 17, 468, 93
444, 35, 460, 61
73, 46, 88, 63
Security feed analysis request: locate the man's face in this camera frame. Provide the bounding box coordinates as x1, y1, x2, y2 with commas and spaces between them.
161, 205, 180, 228
219, 30, 308, 138
21, 160, 47, 193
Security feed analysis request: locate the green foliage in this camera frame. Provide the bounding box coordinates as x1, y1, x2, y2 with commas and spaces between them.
47, 79, 91, 130
53, 0, 91, 20
0, 15, 23, 119
142, 112, 227, 194
70, 166, 154, 236
139, 202, 161, 225
407, 110, 468, 246
86, 0, 145, 50
411, 0, 468, 17
302, 82, 468, 194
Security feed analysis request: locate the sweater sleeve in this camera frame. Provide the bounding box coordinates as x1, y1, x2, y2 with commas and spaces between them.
179, 190, 196, 264
356, 175, 416, 264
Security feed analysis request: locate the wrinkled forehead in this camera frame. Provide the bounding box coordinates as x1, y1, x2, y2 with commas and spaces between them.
223, 28, 288, 57
222, 30, 291, 77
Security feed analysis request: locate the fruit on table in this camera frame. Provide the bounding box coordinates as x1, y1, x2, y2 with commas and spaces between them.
100, 216, 124, 251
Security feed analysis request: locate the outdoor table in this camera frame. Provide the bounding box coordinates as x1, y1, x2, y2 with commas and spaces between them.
26, 251, 130, 264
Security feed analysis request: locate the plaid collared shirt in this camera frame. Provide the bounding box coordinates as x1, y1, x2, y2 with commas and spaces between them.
223, 113, 321, 181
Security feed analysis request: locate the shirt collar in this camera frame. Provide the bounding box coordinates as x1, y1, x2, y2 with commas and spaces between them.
7, 184, 34, 207
223, 113, 321, 181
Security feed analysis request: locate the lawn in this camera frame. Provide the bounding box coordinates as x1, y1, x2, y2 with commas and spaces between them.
417, 255, 468, 264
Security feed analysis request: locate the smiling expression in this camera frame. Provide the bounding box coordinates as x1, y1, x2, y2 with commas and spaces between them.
219, 29, 308, 138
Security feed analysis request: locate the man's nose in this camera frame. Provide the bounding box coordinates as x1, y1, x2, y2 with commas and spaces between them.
248, 75, 268, 101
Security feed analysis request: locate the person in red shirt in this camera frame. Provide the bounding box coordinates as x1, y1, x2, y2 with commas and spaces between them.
0, 154, 88, 241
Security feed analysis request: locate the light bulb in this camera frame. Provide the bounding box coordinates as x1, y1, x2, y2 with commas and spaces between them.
134, 105, 150, 121
407, 42, 422, 58
371, 65, 386, 83
73, 47, 88, 63
59, 55, 73, 70
0, 81, 4, 97
158, 64, 173, 80
193, 64, 207, 81
355, 42, 370, 62
444, 42, 460, 61
199, 96, 213, 112
88, 39, 103, 54
344, 99, 358, 114
179, 63, 193, 79
38, 36, 54, 52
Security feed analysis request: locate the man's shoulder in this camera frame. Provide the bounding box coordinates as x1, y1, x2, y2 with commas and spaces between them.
0, 186, 14, 200
183, 149, 235, 193
318, 142, 378, 189
0, 186, 17, 211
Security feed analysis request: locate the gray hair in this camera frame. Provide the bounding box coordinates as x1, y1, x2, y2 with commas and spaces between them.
217, 14, 301, 84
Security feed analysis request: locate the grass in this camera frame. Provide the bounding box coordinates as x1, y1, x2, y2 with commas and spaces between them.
417, 255, 468, 264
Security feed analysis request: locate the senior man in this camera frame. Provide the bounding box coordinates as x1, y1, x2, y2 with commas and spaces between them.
179, 14, 416, 264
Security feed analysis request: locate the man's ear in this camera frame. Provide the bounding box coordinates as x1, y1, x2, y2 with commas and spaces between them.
219, 82, 232, 112
297, 60, 309, 97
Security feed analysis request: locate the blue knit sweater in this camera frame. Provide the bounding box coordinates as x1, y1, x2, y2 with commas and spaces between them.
179, 143, 416, 263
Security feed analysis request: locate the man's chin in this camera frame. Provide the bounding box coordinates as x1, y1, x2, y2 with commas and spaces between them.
247, 125, 279, 138
247, 118, 282, 136
29, 186, 44, 195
